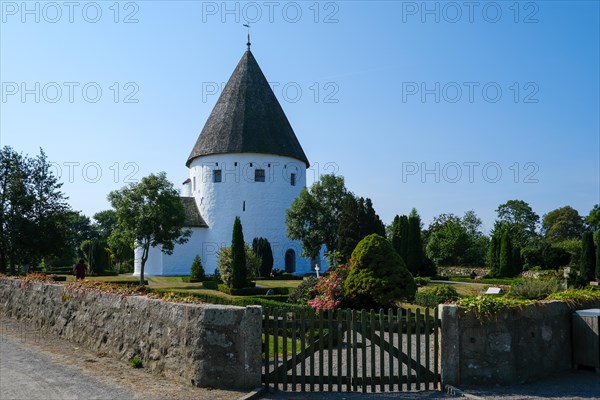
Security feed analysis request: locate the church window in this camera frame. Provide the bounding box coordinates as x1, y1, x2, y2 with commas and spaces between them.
213, 170, 222, 183
234, 162, 238, 166
193, 176, 196, 191
243, 201, 246, 211
290, 173, 296, 186
255, 169, 265, 182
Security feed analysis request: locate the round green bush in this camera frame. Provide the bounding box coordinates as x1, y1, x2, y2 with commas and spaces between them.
414, 284, 459, 308
344, 234, 416, 308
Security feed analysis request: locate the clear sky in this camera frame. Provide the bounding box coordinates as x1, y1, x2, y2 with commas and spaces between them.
1, 0, 599, 233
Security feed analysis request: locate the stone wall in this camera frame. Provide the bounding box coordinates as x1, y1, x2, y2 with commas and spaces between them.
0, 278, 262, 390
439, 299, 600, 386
436, 266, 490, 277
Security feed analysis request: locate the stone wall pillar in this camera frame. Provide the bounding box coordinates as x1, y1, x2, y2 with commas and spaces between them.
439, 304, 460, 388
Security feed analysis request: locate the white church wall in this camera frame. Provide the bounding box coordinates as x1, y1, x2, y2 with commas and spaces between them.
189, 153, 311, 275
134, 245, 163, 276
133, 227, 207, 277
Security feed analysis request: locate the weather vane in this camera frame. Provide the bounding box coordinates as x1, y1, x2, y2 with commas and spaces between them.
243, 23, 251, 50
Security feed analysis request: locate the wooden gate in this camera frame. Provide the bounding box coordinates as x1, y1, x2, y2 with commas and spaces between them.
262, 307, 440, 393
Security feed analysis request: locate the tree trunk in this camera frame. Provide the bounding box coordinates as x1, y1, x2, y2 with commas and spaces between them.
140, 242, 149, 286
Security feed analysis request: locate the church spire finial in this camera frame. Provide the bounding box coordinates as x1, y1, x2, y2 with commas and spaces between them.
243, 23, 251, 50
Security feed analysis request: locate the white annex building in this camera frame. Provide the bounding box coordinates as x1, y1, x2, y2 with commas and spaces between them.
134, 46, 319, 276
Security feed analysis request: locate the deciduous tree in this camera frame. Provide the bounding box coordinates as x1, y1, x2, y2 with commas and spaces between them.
108, 172, 190, 285
286, 174, 347, 258
542, 206, 584, 243
0, 147, 70, 273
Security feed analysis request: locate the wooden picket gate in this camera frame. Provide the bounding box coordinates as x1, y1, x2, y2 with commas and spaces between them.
262, 307, 440, 393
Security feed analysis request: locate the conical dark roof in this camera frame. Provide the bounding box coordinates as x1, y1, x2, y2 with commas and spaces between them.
187, 50, 309, 167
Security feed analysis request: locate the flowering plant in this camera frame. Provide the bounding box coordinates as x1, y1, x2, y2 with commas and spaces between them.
308, 264, 349, 312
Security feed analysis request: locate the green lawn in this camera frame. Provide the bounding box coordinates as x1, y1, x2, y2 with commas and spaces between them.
426, 282, 490, 297
254, 279, 303, 289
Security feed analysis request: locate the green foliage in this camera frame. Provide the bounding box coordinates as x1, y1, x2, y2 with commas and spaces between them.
344, 234, 416, 308
230, 217, 247, 289
337, 195, 361, 262
190, 255, 205, 282
457, 295, 532, 317
492, 199, 540, 250
585, 204, 600, 231
544, 243, 573, 269
542, 206, 585, 243
545, 287, 600, 302
425, 211, 488, 268
406, 209, 425, 276
80, 239, 110, 274
426, 220, 471, 266
337, 196, 386, 262
130, 356, 143, 368
413, 276, 430, 287
107, 172, 191, 285
217, 244, 259, 288
499, 231, 519, 277
487, 234, 500, 275
202, 280, 219, 290
287, 276, 319, 304
93, 210, 133, 272
580, 231, 596, 281
414, 285, 459, 307
286, 174, 347, 258
567, 268, 589, 289
509, 277, 562, 300
252, 237, 274, 277
0, 147, 71, 274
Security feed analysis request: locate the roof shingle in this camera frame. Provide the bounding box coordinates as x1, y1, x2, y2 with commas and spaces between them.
186, 50, 309, 167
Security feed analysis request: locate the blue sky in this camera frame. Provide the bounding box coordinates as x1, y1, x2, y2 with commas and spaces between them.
1, 0, 599, 233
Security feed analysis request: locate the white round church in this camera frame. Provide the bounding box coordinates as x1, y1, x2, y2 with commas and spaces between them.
134, 47, 315, 276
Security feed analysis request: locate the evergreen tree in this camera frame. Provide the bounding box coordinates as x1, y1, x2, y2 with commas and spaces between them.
230, 216, 247, 289
406, 208, 425, 276
337, 195, 360, 261
580, 231, 596, 282
390, 215, 402, 256
252, 237, 274, 277
499, 231, 514, 278
487, 235, 500, 276
190, 254, 205, 282
399, 215, 410, 263
363, 198, 386, 237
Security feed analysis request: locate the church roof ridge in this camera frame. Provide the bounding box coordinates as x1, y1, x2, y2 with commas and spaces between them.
186, 50, 309, 167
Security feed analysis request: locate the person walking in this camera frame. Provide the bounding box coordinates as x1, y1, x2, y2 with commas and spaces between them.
74, 259, 87, 280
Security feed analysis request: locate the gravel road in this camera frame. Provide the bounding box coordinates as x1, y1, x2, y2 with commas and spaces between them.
0, 317, 246, 400
1, 332, 135, 399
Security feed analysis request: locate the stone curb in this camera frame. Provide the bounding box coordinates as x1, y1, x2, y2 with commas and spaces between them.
237, 387, 266, 400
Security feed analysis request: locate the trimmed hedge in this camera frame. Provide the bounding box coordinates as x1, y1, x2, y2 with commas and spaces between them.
202, 280, 219, 290
255, 275, 303, 281
217, 284, 284, 296
149, 288, 306, 313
